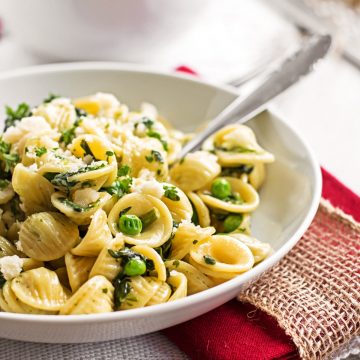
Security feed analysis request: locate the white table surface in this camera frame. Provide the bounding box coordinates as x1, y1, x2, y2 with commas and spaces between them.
0, 0, 358, 359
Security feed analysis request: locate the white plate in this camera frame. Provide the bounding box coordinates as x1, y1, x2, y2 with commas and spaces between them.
0, 63, 321, 343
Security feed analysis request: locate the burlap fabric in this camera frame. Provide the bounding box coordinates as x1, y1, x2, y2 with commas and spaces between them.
239, 199, 360, 360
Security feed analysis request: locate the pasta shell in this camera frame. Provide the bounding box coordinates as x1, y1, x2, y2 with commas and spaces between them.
0, 236, 24, 258
170, 151, 221, 192
119, 276, 157, 310
89, 235, 124, 281
65, 252, 96, 292
167, 271, 187, 301
12, 163, 55, 215
0, 182, 15, 205
11, 267, 69, 311
108, 193, 173, 248
22, 258, 44, 271
190, 235, 255, 274
203, 124, 274, 166
72, 209, 112, 257
59, 275, 114, 315
248, 163, 266, 190
32, 98, 76, 131
165, 260, 214, 295
228, 233, 272, 264
187, 191, 211, 227
146, 278, 171, 306
19, 212, 79, 261
0, 281, 56, 314
197, 177, 259, 213
51, 191, 111, 226
70, 134, 117, 186
170, 222, 215, 260
161, 184, 193, 222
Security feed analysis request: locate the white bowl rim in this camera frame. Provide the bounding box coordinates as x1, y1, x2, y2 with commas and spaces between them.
0, 62, 322, 324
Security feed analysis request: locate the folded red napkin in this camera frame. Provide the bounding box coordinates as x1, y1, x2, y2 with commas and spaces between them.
162, 168, 360, 360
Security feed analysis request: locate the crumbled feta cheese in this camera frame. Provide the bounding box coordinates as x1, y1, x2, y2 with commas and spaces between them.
135, 180, 164, 198
0, 255, 23, 281
2, 116, 51, 144
15, 241, 23, 252
72, 188, 100, 207
28, 163, 38, 171
137, 169, 156, 180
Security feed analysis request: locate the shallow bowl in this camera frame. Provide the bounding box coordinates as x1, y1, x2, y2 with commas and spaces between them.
0, 63, 321, 343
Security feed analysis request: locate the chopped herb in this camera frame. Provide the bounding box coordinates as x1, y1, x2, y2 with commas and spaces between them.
193, 240, 198, 245
106, 150, 114, 157
43, 93, 60, 103
0, 139, 10, 154
59, 119, 82, 145
119, 207, 131, 217
113, 277, 131, 308
216, 145, 256, 154
80, 139, 95, 158
142, 117, 154, 129
35, 147, 47, 157
221, 165, 254, 177
109, 247, 154, 281
0, 272, 5, 289
155, 238, 172, 260
4, 103, 31, 131
81, 181, 94, 188
145, 150, 164, 164
3, 153, 19, 172
102, 288, 108, 294
48, 163, 106, 190
163, 185, 180, 201
58, 197, 100, 212
0, 179, 10, 189
156, 169, 161, 176
117, 165, 131, 177
203, 255, 216, 265
190, 201, 199, 225
75, 107, 87, 118
173, 260, 180, 268
0, 139, 19, 175
222, 192, 243, 205
146, 259, 155, 271
103, 177, 132, 198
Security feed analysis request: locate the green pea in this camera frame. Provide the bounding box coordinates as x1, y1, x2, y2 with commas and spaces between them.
223, 214, 243, 233
118, 214, 142, 235
123, 257, 147, 276
211, 178, 232, 199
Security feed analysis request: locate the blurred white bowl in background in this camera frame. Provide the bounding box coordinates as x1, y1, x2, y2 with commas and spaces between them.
1, 0, 208, 61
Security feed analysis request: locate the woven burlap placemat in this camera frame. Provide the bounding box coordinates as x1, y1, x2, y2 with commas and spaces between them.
238, 199, 360, 360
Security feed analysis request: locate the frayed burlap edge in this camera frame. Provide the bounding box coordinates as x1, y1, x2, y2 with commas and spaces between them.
238, 198, 360, 360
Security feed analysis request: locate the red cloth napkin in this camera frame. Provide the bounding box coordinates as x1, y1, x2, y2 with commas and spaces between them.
162, 168, 360, 360
164, 67, 360, 359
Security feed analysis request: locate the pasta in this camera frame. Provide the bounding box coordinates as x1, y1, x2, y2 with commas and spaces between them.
0, 93, 273, 315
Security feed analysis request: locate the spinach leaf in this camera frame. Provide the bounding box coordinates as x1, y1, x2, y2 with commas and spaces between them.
4, 103, 31, 131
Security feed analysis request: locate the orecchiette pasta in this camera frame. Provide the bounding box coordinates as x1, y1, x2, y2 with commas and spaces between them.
108, 193, 173, 248
19, 212, 79, 261
10, 267, 69, 311
71, 209, 112, 257
0, 93, 273, 315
